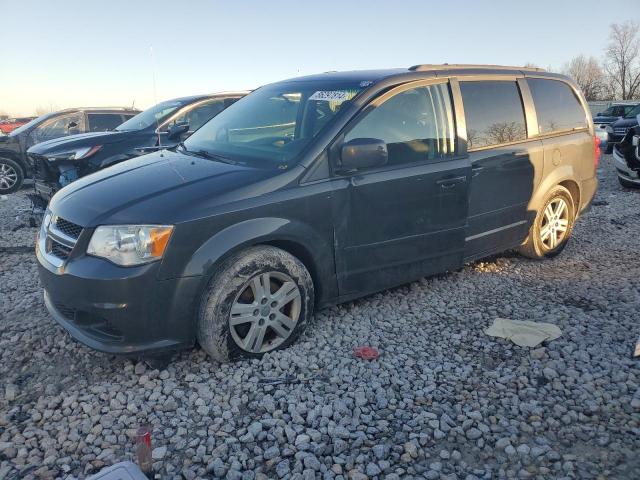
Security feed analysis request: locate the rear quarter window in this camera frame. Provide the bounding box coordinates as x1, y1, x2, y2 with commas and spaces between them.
88, 113, 125, 132
527, 78, 587, 133
459, 81, 527, 149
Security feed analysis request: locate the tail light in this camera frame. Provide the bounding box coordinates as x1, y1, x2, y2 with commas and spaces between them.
593, 135, 600, 169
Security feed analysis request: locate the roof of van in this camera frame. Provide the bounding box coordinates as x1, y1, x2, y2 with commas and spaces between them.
283, 64, 568, 84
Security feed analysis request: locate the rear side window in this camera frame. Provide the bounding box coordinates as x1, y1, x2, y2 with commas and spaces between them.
528, 78, 587, 133
459, 81, 527, 149
345, 83, 456, 165
88, 113, 124, 132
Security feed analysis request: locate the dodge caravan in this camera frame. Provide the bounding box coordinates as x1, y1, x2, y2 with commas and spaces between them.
36, 65, 598, 362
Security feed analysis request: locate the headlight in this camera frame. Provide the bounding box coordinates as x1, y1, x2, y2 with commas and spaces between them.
47, 145, 102, 161
605, 126, 614, 134
87, 225, 173, 266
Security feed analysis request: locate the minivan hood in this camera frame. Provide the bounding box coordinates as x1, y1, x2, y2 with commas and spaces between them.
49, 150, 278, 226
29, 130, 129, 154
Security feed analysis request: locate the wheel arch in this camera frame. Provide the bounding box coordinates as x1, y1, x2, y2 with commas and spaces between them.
164, 217, 337, 307
528, 165, 581, 215
0, 150, 26, 174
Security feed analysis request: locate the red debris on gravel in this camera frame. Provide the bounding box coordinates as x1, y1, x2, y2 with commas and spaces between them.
353, 346, 380, 360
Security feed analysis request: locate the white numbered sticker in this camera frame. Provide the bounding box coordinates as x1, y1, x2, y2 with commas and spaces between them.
309, 90, 352, 102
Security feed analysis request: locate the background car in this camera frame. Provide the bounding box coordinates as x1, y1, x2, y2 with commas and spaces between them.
27, 92, 248, 203
0, 107, 139, 194
0, 117, 36, 134
593, 102, 638, 126
601, 103, 640, 153
612, 114, 640, 188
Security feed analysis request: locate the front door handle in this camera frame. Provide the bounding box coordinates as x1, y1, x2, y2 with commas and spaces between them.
436, 175, 467, 189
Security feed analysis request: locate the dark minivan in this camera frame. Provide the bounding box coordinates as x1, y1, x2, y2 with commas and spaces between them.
28, 92, 247, 202
37, 65, 597, 362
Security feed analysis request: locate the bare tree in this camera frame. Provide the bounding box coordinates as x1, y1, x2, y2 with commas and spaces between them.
604, 21, 640, 100
34, 103, 58, 116
562, 55, 605, 100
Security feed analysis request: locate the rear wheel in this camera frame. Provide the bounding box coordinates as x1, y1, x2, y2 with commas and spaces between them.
519, 185, 575, 259
0, 158, 23, 194
618, 176, 640, 189
197, 246, 314, 362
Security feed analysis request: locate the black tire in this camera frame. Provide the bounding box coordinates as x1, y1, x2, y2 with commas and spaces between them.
197, 246, 314, 362
519, 185, 575, 260
604, 144, 613, 154
0, 157, 23, 194
618, 176, 640, 189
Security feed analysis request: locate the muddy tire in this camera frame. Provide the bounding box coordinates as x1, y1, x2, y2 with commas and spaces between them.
0, 157, 23, 194
519, 185, 575, 260
197, 246, 314, 362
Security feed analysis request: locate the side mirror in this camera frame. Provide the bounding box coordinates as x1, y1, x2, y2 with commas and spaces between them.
167, 122, 189, 139
67, 121, 78, 129
339, 138, 388, 172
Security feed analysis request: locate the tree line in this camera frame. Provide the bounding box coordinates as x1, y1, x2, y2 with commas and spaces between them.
560, 21, 640, 101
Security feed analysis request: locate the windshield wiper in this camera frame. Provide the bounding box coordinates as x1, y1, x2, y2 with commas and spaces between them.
179, 146, 238, 165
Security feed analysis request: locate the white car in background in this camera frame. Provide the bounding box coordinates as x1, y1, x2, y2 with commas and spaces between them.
612, 114, 640, 188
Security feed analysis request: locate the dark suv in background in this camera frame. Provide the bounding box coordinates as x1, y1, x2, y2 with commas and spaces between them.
0, 107, 138, 194
37, 65, 597, 363
27, 92, 247, 202
601, 103, 640, 153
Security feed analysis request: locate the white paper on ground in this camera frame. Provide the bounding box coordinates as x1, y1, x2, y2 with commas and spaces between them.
485, 318, 562, 348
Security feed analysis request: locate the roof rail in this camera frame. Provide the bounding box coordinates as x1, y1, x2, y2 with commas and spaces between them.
408, 63, 546, 72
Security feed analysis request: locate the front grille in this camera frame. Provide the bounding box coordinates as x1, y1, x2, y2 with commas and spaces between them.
41, 213, 82, 265
55, 217, 82, 239
49, 240, 72, 260
614, 127, 628, 135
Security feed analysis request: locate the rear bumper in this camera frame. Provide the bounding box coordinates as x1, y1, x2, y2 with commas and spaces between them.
37, 236, 201, 355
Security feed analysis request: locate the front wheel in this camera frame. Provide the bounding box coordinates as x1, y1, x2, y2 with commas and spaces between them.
197, 246, 314, 362
0, 158, 23, 194
519, 185, 575, 260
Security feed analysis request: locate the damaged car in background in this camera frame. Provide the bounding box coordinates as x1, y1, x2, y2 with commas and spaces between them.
27, 92, 248, 204
0, 107, 139, 194
613, 113, 640, 188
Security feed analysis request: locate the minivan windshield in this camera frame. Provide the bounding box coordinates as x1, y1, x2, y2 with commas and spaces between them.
184, 82, 363, 164
624, 104, 640, 119
116, 100, 184, 131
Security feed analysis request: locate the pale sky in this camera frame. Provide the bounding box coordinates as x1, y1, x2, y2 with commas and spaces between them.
0, 0, 637, 116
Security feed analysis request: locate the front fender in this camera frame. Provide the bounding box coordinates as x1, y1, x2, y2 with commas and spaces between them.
160, 217, 337, 304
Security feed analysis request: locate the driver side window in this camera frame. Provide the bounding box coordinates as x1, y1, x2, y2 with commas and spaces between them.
29, 113, 82, 145
344, 83, 456, 167
162, 99, 227, 134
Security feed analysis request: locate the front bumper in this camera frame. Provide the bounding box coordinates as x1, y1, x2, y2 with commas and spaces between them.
37, 228, 201, 355
613, 147, 640, 185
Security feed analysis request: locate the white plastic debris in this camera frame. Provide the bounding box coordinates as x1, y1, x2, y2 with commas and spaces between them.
634, 336, 640, 358
485, 318, 562, 348
87, 461, 147, 480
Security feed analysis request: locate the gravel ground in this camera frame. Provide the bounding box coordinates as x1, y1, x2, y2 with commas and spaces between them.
1, 155, 639, 480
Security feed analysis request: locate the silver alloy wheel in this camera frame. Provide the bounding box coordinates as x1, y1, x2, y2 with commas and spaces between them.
540, 197, 570, 250
0, 162, 18, 191
229, 271, 302, 353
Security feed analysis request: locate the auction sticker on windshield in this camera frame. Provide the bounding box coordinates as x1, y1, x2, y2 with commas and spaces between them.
309, 90, 356, 102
